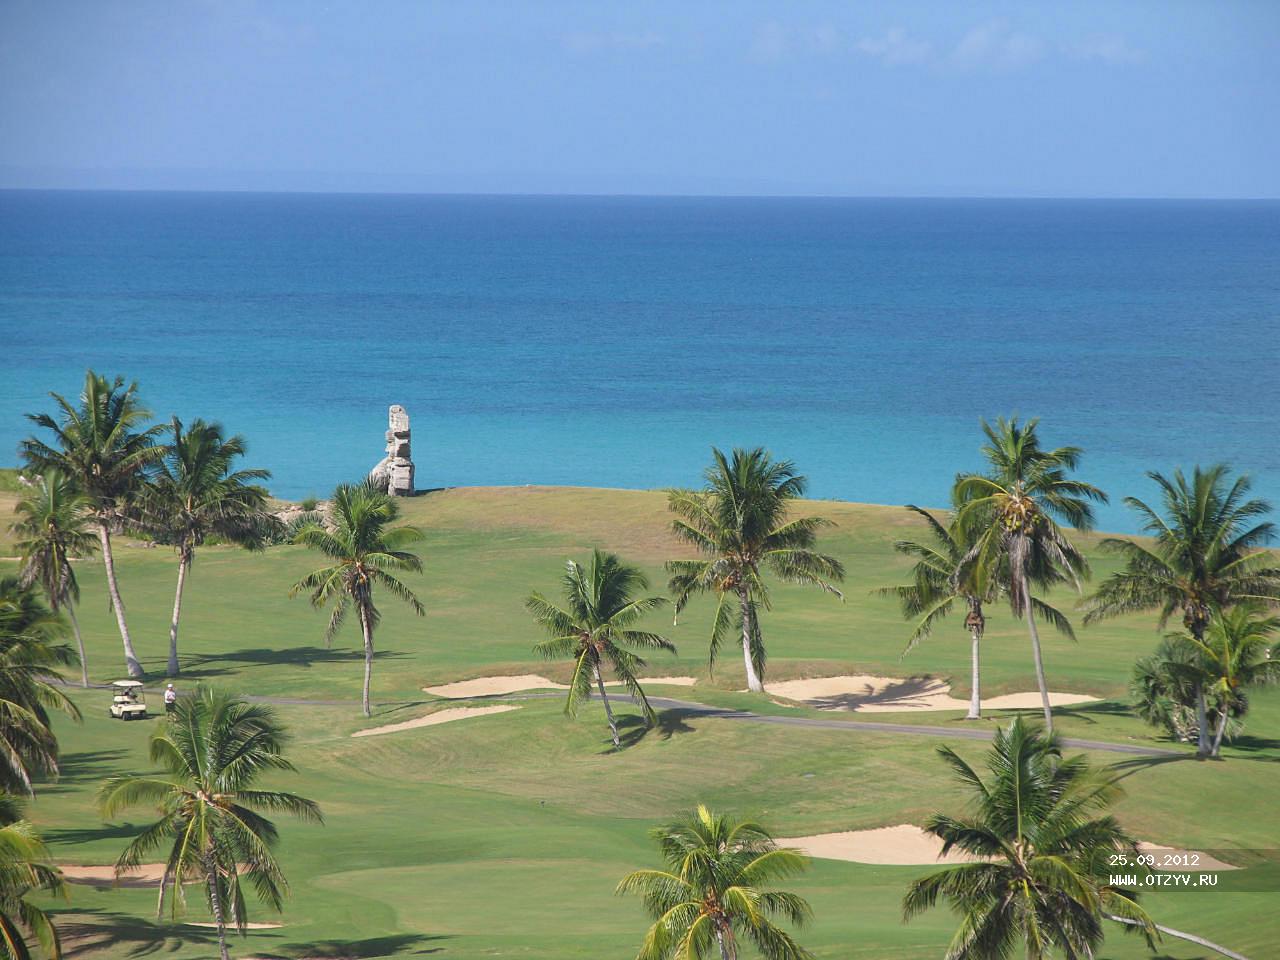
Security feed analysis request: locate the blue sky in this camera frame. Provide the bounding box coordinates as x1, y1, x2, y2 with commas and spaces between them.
2, 1, 1277, 197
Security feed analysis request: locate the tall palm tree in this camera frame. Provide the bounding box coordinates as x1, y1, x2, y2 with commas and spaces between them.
903, 717, 1154, 960
98, 688, 321, 960
1083, 465, 1280, 756
141, 418, 278, 677
617, 805, 813, 960
291, 482, 425, 717
10, 472, 97, 687
0, 580, 80, 795
526, 551, 675, 748
667, 448, 844, 693
0, 793, 67, 960
956, 418, 1106, 733
880, 503, 997, 719
1191, 604, 1280, 758
21, 372, 164, 678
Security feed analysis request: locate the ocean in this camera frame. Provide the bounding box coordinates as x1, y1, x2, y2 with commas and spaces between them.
2, 190, 1278, 533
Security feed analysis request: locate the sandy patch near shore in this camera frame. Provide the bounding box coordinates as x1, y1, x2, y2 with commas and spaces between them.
764, 675, 1097, 713
423, 675, 699, 698
776, 825, 979, 865
1137, 843, 1238, 872
352, 705, 520, 737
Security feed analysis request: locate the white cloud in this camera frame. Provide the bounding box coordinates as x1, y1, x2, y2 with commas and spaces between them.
750, 22, 847, 63
1065, 33, 1147, 65
854, 27, 933, 66
950, 19, 1045, 70
562, 31, 665, 54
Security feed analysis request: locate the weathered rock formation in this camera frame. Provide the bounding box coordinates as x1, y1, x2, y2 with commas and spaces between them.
368, 404, 415, 496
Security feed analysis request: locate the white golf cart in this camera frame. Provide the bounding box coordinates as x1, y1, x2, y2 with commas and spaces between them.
109, 680, 148, 720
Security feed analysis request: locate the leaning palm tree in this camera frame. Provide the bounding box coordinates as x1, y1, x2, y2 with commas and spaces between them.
21, 372, 164, 678
618, 805, 813, 960
1083, 465, 1280, 756
141, 418, 278, 677
904, 717, 1155, 960
291, 482, 424, 717
10, 472, 97, 686
0, 793, 67, 960
879, 503, 998, 719
0, 579, 81, 795
1191, 604, 1280, 758
526, 551, 674, 747
956, 418, 1106, 733
98, 688, 321, 960
667, 448, 844, 693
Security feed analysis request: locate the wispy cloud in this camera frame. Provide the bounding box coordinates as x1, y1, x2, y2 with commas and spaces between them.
854, 27, 932, 66
561, 31, 665, 54
949, 19, 1045, 71
750, 21, 847, 63
1064, 33, 1146, 65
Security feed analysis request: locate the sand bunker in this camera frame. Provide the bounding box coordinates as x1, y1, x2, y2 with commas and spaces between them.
423, 674, 699, 698
352, 705, 519, 737
185, 922, 282, 929
765, 675, 1096, 713
776, 825, 979, 865
1137, 843, 1238, 872
61, 863, 167, 886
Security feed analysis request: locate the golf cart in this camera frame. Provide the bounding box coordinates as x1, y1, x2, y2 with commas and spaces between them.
109, 680, 148, 720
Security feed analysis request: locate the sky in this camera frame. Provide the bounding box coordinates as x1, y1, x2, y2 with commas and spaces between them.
1, 0, 1278, 198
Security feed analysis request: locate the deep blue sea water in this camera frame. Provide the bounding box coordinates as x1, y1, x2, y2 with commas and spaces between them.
2, 190, 1278, 533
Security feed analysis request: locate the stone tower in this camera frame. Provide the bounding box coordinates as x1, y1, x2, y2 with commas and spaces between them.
368, 404, 415, 496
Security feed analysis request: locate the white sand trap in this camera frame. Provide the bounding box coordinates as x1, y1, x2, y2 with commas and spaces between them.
1137, 842, 1238, 872
764, 675, 1096, 713
61, 863, 166, 885
184, 922, 282, 929
352, 705, 519, 737
776, 825, 980, 865
424, 674, 700, 699
424, 675, 567, 698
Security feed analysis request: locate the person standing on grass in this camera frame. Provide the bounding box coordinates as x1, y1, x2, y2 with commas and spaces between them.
164, 683, 177, 714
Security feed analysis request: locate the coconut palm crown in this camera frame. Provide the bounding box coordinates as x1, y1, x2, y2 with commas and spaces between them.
526, 550, 674, 748
667, 448, 844, 693
0, 793, 67, 960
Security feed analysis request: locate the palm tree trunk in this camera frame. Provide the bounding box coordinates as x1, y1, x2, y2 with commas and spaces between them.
359, 603, 375, 718
714, 924, 736, 960
737, 585, 763, 693
167, 546, 191, 677
1017, 561, 1054, 734
1209, 703, 1230, 758
1195, 686, 1210, 757
1106, 915, 1249, 960
66, 603, 88, 687
594, 663, 620, 747
205, 856, 232, 960
97, 520, 142, 678
967, 626, 981, 720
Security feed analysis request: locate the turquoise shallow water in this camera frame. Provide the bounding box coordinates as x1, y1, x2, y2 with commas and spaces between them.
2, 190, 1278, 532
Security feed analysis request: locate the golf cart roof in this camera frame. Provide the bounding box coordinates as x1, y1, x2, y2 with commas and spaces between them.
111, 680, 145, 688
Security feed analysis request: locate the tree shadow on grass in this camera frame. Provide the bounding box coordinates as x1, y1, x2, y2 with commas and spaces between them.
46, 821, 144, 845
1051, 701, 1137, 726
180, 646, 409, 678
1221, 733, 1280, 761
611, 708, 699, 751
58, 911, 219, 958
254, 934, 450, 959
1106, 753, 1196, 782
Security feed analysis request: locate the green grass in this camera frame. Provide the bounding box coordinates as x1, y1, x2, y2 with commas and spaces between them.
3, 485, 1277, 959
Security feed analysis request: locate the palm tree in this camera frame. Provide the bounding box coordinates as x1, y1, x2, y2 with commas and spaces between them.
141, 418, 278, 677
98, 687, 321, 960
903, 717, 1154, 960
956, 418, 1106, 733
1130, 636, 1202, 743
667, 448, 844, 693
0, 793, 67, 960
21, 372, 164, 678
879, 503, 997, 719
617, 805, 813, 960
1191, 604, 1280, 757
10, 472, 97, 686
526, 551, 675, 747
0, 580, 80, 795
1083, 465, 1280, 756
291, 482, 425, 717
